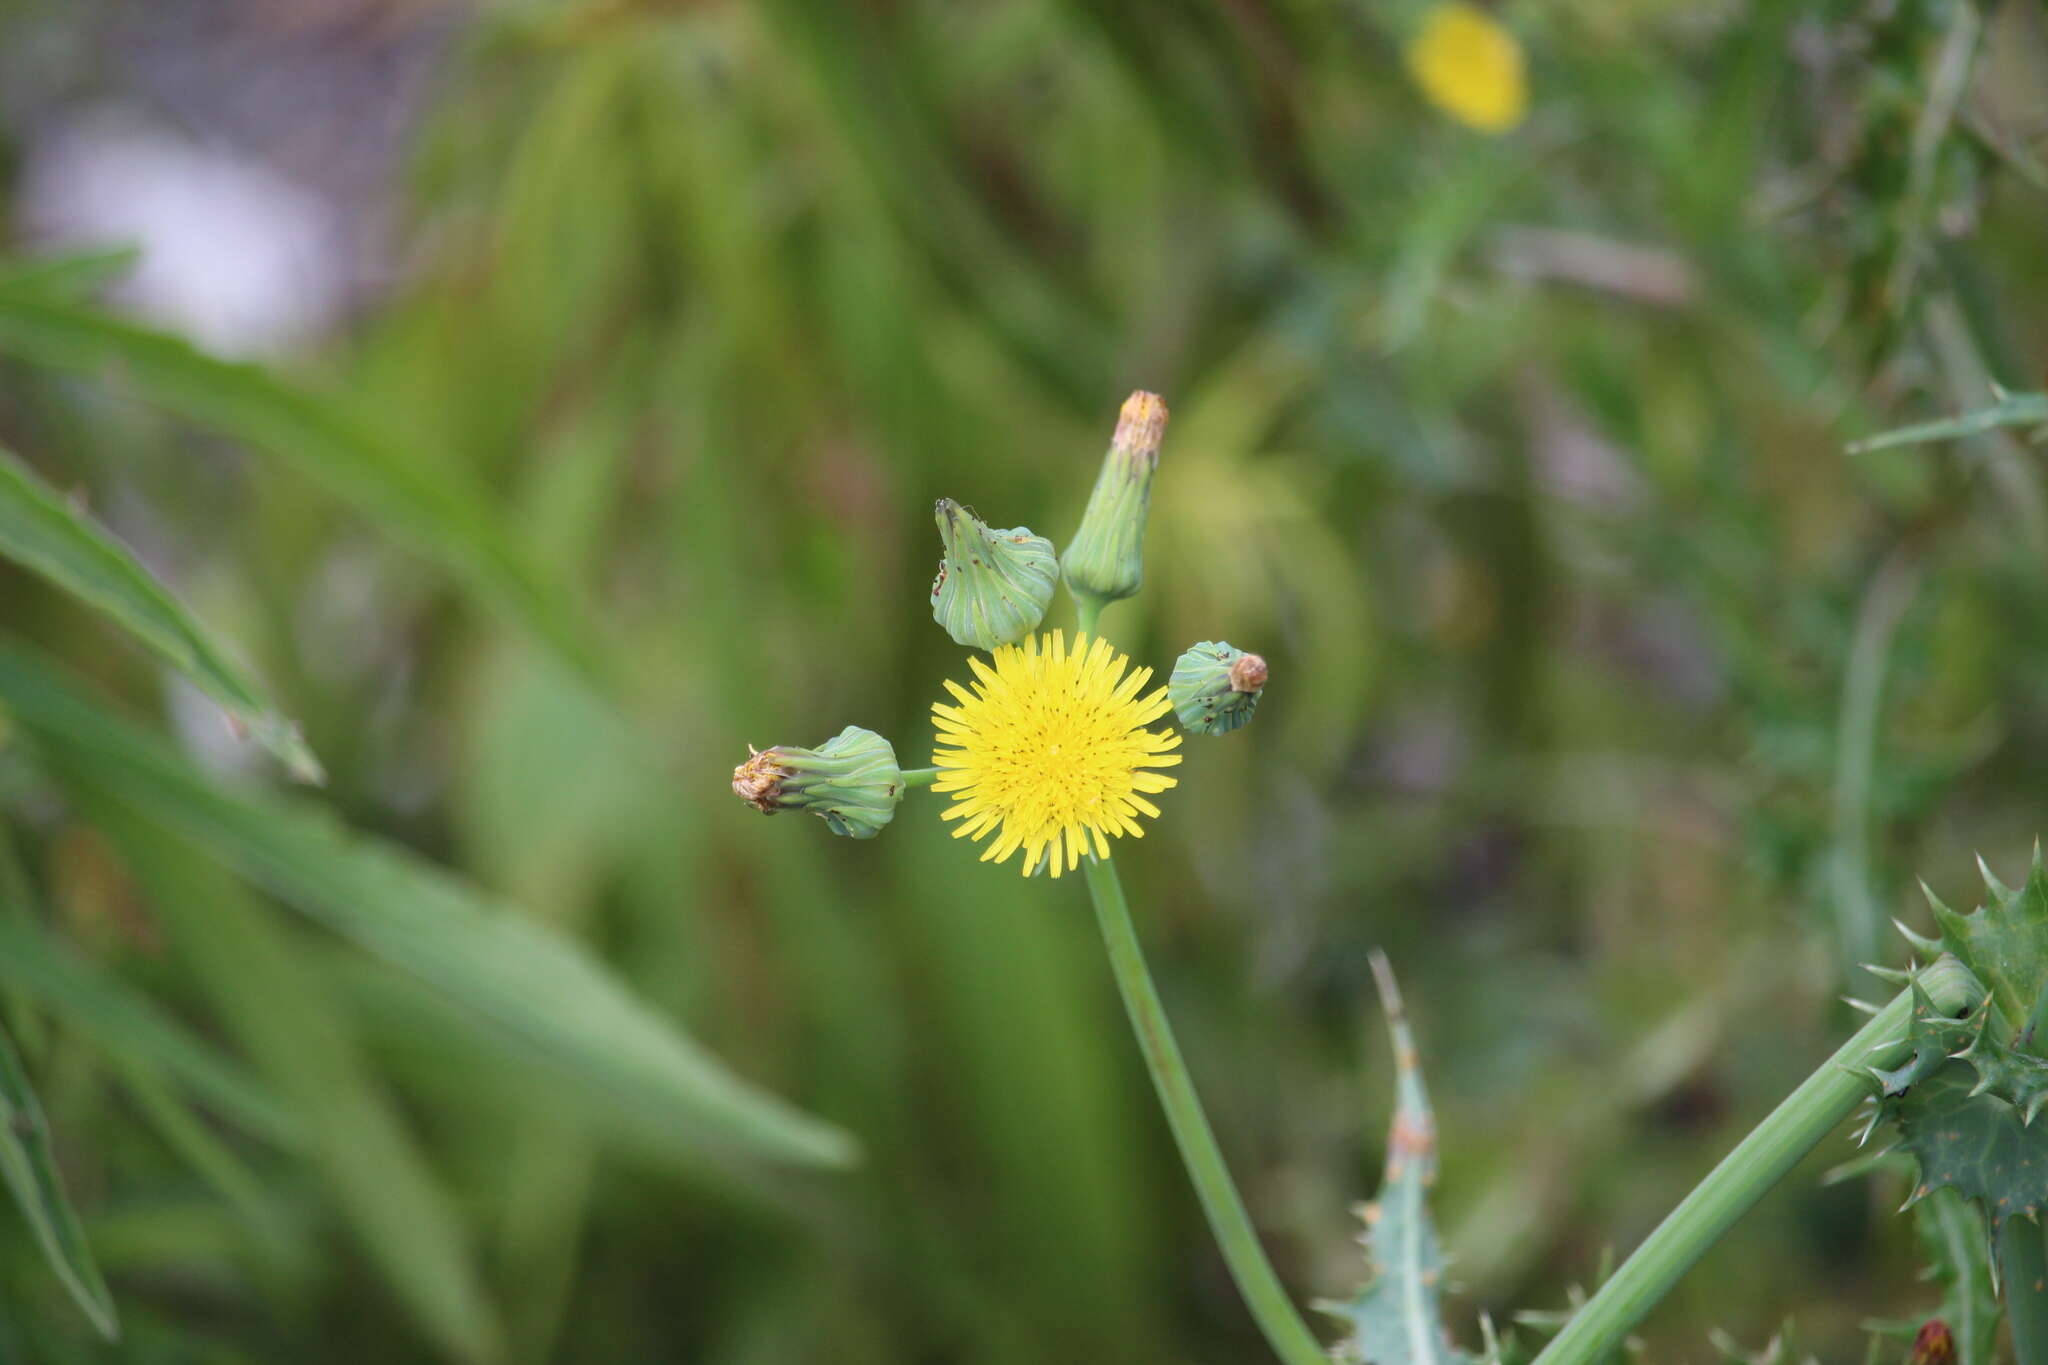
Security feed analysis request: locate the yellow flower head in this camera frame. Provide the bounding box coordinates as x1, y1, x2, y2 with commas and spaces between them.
1405, 2, 1527, 134
932, 631, 1182, 877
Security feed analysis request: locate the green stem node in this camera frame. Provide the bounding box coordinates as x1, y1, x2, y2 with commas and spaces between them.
1531, 955, 1986, 1365
1081, 855, 1326, 1365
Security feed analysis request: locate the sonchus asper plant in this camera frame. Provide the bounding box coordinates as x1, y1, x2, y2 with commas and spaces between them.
732, 391, 2048, 1365
732, 391, 1355, 1364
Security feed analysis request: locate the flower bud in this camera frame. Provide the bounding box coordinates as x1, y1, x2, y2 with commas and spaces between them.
1061, 391, 1166, 608
1168, 641, 1266, 736
930, 499, 1058, 650
730, 726, 904, 839
1908, 1320, 1955, 1365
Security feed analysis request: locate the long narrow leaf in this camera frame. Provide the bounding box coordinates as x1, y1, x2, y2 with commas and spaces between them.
0, 915, 293, 1146
0, 1019, 118, 1340
0, 443, 320, 781
84, 802, 501, 1364
0, 643, 856, 1170
0, 248, 142, 298
0, 290, 603, 682
1846, 389, 2048, 453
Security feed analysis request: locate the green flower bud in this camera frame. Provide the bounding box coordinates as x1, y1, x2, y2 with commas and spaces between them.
1062, 391, 1167, 608
930, 499, 1057, 650
731, 726, 903, 839
1168, 641, 1267, 736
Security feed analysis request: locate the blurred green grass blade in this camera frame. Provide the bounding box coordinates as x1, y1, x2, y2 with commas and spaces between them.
0, 248, 142, 298
0, 291, 603, 683
0, 644, 857, 1170
0, 443, 321, 782
0, 916, 294, 1147
84, 799, 502, 1365
1846, 390, 2048, 453
0, 1019, 119, 1340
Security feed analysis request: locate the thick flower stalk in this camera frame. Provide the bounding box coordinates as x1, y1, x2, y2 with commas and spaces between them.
932, 630, 1181, 877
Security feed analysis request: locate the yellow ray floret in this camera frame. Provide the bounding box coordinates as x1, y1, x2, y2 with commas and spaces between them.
932, 631, 1182, 878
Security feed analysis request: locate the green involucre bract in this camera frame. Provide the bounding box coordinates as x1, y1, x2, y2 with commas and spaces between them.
929, 499, 1057, 650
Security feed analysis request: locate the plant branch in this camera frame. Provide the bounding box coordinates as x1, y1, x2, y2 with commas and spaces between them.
1531, 955, 1986, 1365
1081, 855, 1327, 1365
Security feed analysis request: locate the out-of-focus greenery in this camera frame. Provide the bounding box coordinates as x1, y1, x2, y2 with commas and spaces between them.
1, 0, 2047, 1359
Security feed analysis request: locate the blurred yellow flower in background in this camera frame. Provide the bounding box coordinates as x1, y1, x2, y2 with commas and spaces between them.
1405, 2, 1527, 133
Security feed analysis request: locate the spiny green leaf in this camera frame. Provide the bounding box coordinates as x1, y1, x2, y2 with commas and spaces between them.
1924, 849, 2048, 1034
0, 1018, 118, 1340
1871, 971, 2048, 1239
1319, 952, 1476, 1365
1885, 1058, 2048, 1232
0, 443, 320, 781
0, 641, 856, 1170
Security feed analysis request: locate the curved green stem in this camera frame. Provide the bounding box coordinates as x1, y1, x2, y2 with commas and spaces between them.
1082, 855, 1327, 1365
1531, 955, 1985, 1365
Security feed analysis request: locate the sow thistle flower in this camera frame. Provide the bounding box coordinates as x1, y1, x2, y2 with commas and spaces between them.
932, 630, 1181, 877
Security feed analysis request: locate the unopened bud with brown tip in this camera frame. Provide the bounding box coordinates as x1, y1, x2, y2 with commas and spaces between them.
732, 746, 794, 812
1062, 391, 1167, 610
730, 727, 903, 838
1169, 641, 1266, 736
1908, 1320, 1955, 1365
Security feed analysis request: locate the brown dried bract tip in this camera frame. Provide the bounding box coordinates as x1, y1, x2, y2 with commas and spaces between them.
1908, 1320, 1955, 1365
1112, 391, 1169, 467
1227, 652, 1268, 692
732, 746, 793, 814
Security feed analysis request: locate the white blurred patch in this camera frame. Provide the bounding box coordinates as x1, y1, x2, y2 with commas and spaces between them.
166, 672, 266, 781
18, 109, 346, 356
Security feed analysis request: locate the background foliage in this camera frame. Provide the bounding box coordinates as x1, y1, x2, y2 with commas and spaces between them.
2, 0, 2047, 1359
